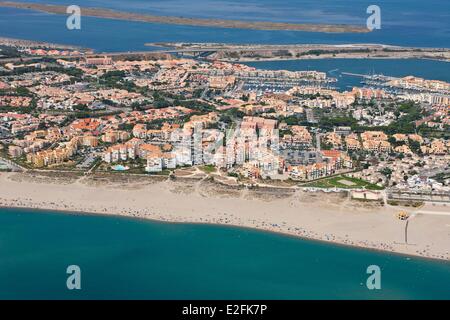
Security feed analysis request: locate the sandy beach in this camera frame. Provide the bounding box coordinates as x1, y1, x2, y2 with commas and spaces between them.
0, 171, 449, 260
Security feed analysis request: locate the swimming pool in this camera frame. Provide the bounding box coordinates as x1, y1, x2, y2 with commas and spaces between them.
111, 165, 129, 171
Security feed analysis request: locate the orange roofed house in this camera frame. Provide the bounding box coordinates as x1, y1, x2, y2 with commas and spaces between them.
69, 118, 102, 134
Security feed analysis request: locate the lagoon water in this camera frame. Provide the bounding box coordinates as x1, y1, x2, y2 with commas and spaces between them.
1, 0, 449, 85
1, 1, 449, 89
1, 0, 449, 88
0, 0, 449, 50
0, 208, 449, 299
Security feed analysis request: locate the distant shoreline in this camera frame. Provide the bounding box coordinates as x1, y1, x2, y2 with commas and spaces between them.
2, 36, 449, 64
235, 56, 450, 65
147, 43, 450, 63
0, 36, 89, 51
0, 1, 370, 33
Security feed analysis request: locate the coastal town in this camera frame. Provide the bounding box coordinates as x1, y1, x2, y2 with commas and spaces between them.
0, 39, 449, 209
1, 0, 450, 303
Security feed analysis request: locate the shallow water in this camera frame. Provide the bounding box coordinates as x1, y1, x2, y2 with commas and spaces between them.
0, 208, 449, 299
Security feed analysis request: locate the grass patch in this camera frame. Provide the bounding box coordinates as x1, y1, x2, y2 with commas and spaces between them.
303, 175, 384, 190
148, 169, 172, 176
199, 165, 216, 174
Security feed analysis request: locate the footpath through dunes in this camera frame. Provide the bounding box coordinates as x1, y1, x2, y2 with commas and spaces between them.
0, 1, 370, 33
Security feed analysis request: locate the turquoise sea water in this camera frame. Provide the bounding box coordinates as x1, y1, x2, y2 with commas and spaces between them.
0, 208, 449, 299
